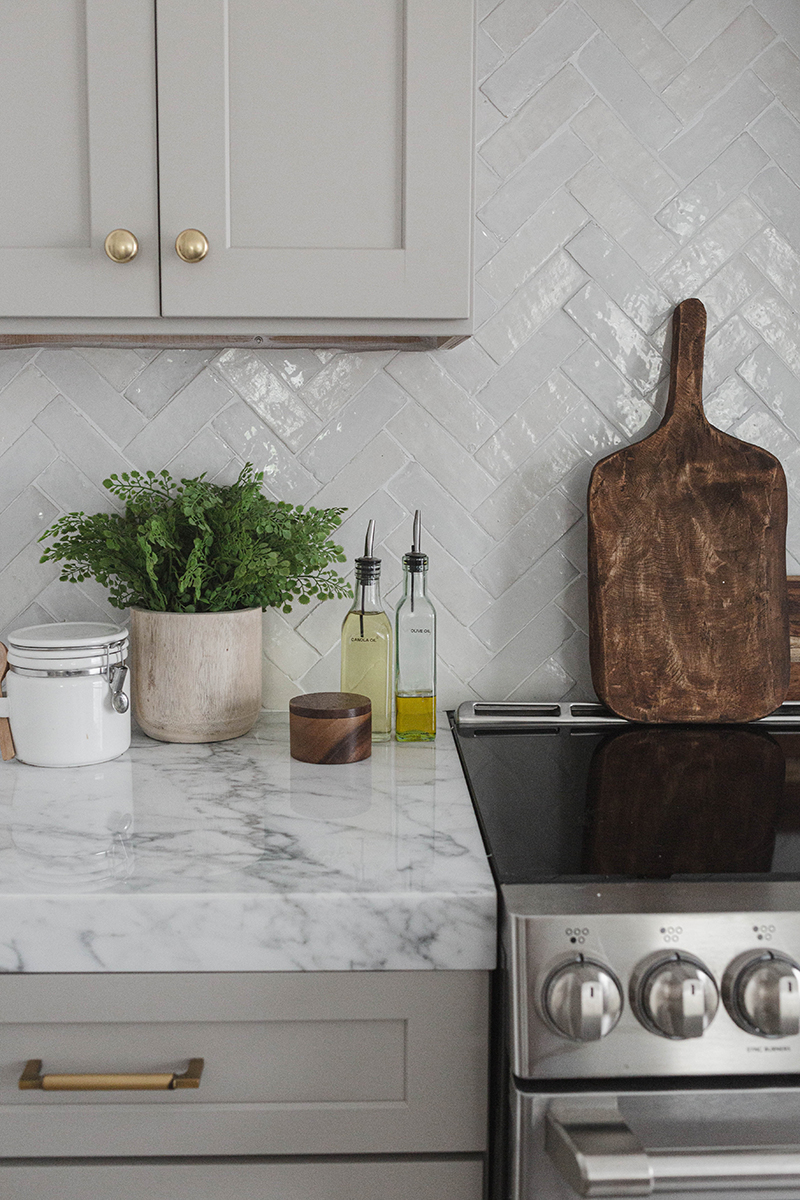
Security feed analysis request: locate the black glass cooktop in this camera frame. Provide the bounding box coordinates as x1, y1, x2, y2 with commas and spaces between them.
450, 710, 800, 885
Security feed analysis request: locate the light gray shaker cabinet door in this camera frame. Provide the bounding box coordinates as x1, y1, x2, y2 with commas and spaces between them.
156, 0, 474, 319
0, 0, 160, 317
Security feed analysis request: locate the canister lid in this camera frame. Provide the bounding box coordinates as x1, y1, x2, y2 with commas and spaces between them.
289, 692, 371, 720
8, 622, 128, 651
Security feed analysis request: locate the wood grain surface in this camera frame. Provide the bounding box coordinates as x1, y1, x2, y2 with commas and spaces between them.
289, 713, 372, 764
0, 642, 15, 761
0, 333, 464, 351
786, 578, 800, 700
289, 692, 372, 720
130, 607, 263, 743
289, 691, 372, 764
588, 297, 789, 723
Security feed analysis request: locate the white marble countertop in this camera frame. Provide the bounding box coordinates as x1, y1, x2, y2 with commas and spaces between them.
0, 715, 496, 973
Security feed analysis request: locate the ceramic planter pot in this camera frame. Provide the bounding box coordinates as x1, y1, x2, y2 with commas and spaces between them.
130, 607, 262, 743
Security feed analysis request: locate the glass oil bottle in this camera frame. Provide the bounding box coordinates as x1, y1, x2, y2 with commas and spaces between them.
395, 511, 436, 741
340, 519, 393, 741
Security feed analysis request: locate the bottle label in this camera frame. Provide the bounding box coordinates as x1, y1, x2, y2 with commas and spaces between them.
349, 636, 378, 643
409, 628, 431, 635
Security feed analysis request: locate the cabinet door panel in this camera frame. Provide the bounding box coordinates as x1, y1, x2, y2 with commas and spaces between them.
157, 0, 473, 318
0, 1, 159, 317
228, 0, 403, 252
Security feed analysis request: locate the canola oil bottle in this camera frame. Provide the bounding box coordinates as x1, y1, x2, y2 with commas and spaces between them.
340, 519, 392, 741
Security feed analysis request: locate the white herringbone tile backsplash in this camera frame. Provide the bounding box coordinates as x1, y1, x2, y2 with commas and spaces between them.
2, 0, 800, 709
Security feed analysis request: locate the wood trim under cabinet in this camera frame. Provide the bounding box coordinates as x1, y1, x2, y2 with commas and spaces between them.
0, 333, 469, 351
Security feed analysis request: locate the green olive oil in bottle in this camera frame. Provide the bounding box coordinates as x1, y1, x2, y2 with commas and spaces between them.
340, 520, 393, 741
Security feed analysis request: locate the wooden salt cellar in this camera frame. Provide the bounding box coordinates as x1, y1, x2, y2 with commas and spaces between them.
289, 692, 371, 764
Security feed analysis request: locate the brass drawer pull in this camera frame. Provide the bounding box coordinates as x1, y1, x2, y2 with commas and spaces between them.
19, 1058, 203, 1091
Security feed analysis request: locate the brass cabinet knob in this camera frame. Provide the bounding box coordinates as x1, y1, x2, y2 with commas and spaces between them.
175, 229, 209, 263
104, 229, 139, 263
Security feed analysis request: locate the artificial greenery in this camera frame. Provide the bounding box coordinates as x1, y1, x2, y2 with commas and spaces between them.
39, 464, 349, 614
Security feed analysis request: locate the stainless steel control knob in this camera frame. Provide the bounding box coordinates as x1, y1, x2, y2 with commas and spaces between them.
631, 954, 718, 1039
543, 958, 623, 1042
723, 952, 800, 1039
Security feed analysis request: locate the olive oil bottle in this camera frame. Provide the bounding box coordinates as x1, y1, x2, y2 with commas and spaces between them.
340, 520, 392, 741
395, 511, 436, 741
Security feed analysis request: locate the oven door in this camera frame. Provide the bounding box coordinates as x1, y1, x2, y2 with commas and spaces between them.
513, 1083, 800, 1199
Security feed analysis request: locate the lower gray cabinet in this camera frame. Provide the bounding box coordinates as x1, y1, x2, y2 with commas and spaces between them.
0, 971, 488, 1196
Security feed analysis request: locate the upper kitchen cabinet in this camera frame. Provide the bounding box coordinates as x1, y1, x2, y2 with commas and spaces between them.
0, 0, 474, 346
158, 0, 473, 320
0, 0, 159, 317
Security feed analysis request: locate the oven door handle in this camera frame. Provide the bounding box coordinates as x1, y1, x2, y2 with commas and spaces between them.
546, 1098, 800, 1196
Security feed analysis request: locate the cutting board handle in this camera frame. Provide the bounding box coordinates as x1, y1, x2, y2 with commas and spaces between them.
663, 297, 707, 427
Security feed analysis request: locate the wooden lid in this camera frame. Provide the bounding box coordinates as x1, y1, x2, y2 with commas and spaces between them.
289, 692, 371, 720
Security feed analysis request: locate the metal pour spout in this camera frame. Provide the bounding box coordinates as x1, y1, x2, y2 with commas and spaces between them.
357, 519, 379, 637
410, 510, 422, 613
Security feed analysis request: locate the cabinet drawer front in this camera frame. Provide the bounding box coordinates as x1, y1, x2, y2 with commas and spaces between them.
2, 1017, 406, 1102
0, 1157, 485, 1200
0, 972, 488, 1157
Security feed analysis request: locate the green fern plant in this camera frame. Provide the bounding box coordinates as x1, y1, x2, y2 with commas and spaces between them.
39, 463, 349, 614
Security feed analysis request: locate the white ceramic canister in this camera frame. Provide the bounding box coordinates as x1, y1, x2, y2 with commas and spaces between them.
0, 622, 131, 767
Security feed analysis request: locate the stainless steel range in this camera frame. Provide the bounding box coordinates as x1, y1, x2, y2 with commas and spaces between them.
451, 702, 800, 1199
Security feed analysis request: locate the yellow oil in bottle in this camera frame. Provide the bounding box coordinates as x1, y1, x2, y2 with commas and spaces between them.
341, 610, 393, 740
395, 693, 436, 741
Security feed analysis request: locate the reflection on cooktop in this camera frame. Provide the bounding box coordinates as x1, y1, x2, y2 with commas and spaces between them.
451, 719, 800, 885
583, 726, 783, 877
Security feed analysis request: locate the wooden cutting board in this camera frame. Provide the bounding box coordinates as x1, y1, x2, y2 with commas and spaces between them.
588, 297, 789, 723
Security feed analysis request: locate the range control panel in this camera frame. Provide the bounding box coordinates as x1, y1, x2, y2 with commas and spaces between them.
504, 896, 800, 1080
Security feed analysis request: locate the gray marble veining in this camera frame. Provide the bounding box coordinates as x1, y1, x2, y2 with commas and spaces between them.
0, 715, 496, 973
